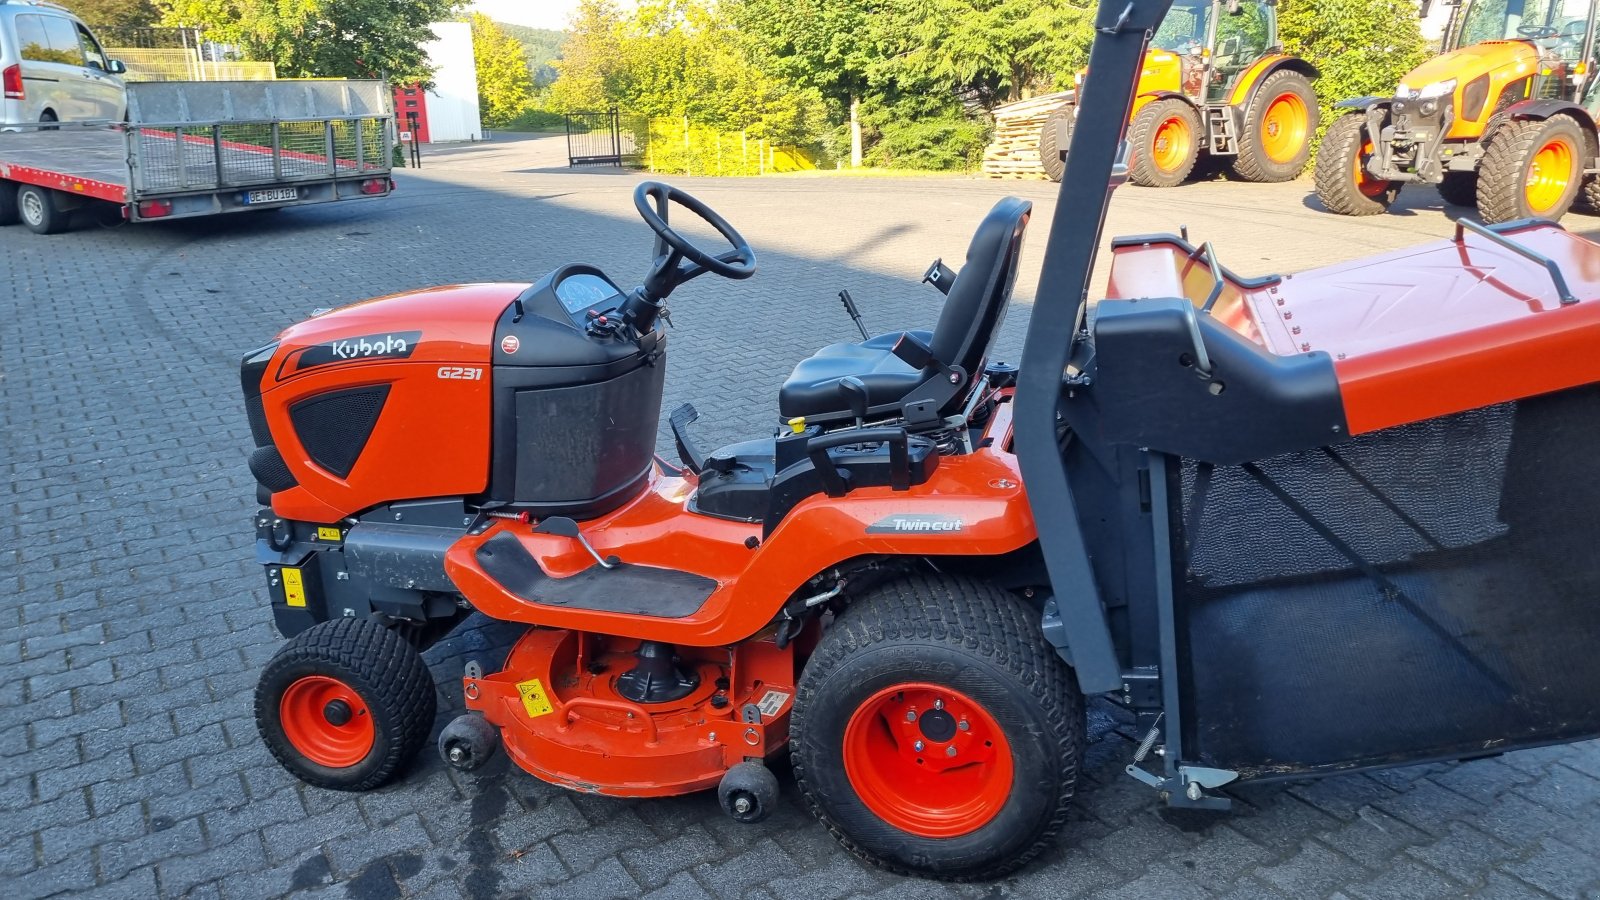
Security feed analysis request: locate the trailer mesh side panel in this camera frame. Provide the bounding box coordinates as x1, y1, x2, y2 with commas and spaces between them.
1173, 384, 1600, 777
134, 118, 387, 191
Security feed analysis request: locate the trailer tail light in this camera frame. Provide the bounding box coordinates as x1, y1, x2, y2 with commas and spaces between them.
138, 199, 173, 218
360, 178, 388, 195
3, 65, 22, 100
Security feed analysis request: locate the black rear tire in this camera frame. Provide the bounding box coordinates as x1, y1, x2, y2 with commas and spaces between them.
0, 182, 18, 226
256, 616, 437, 791
1437, 171, 1479, 206
1128, 98, 1202, 187
1314, 112, 1398, 216
1233, 69, 1319, 183
16, 184, 67, 234
791, 574, 1084, 881
1039, 105, 1073, 183
1476, 115, 1585, 223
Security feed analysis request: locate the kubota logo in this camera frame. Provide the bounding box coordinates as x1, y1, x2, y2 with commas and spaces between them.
290, 330, 421, 373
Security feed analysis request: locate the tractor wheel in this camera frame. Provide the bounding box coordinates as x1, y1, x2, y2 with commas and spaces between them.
1314, 112, 1399, 216
791, 574, 1085, 881
1128, 98, 1202, 187
1437, 172, 1479, 207
1477, 115, 1585, 223
1580, 175, 1600, 213
1039, 105, 1073, 183
256, 617, 437, 791
1233, 69, 1318, 182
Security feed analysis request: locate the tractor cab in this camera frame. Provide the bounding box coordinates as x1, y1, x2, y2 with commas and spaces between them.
1149, 0, 1279, 104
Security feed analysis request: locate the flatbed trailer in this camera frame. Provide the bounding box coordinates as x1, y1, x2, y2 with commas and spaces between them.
0, 80, 394, 234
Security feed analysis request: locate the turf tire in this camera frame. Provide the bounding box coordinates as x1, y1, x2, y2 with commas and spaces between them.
791, 574, 1085, 881
1314, 112, 1397, 216
1039, 105, 1073, 183
1233, 69, 1318, 183
1128, 98, 1202, 187
1437, 171, 1479, 207
256, 616, 436, 791
1476, 115, 1585, 223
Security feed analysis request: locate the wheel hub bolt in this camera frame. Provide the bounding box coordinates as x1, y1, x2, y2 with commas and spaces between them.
913, 740, 924, 752
448, 746, 466, 764
734, 796, 753, 814
958, 719, 970, 732
905, 709, 917, 722
946, 745, 957, 757
934, 699, 944, 711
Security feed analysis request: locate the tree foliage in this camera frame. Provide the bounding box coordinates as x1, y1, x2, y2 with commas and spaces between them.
160, 0, 460, 83
498, 22, 564, 88
59, 0, 161, 28
470, 13, 534, 126
1279, 0, 1431, 143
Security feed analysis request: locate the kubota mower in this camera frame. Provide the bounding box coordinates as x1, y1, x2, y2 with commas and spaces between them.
1316, 0, 1600, 222
1040, 0, 1318, 187
245, 0, 1600, 881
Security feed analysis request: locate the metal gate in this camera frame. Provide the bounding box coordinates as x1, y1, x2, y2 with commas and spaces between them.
564, 109, 645, 167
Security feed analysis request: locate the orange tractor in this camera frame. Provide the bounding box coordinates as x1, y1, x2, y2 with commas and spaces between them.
1316, 0, 1600, 222
1040, 0, 1318, 186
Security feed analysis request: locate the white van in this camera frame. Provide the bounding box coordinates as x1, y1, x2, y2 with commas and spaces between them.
1, 0, 126, 125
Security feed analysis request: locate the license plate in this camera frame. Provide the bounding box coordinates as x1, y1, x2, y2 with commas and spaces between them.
245, 187, 297, 204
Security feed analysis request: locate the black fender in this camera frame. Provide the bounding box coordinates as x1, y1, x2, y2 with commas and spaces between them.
1501, 98, 1596, 134
1333, 95, 1389, 111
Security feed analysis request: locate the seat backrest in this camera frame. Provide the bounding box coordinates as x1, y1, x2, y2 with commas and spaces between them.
927, 196, 1032, 389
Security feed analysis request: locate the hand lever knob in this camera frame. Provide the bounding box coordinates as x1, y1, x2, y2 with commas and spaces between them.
839, 376, 870, 427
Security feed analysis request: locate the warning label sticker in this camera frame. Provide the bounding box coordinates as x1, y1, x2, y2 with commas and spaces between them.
756, 689, 789, 718
517, 679, 554, 718
282, 568, 306, 608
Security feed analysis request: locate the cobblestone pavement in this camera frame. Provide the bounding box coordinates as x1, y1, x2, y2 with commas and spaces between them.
4, 133, 1600, 900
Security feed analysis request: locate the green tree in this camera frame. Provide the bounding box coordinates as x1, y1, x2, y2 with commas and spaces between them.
548, 0, 627, 111
470, 13, 534, 126
869, 0, 1092, 105
1279, 0, 1430, 145
160, 0, 459, 83
60, 0, 161, 27
736, 0, 875, 164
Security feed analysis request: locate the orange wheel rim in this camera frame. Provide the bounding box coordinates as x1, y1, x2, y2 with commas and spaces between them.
1151, 115, 1192, 173
280, 675, 374, 768
1355, 139, 1386, 198
1526, 136, 1577, 213
1261, 92, 1308, 163
842, 683, 1014, 838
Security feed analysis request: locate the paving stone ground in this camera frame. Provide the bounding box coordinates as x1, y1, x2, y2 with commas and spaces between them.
4, 133, 1600, 900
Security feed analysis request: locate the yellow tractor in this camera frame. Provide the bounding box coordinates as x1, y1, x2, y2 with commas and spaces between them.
1316, 0, 1600, 222
1040, 0, 1319, 186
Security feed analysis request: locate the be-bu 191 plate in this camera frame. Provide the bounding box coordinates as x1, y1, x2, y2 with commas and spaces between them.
245, 187, 297, 204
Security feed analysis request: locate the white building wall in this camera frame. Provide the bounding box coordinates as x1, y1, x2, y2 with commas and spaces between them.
422, 21, 483, 143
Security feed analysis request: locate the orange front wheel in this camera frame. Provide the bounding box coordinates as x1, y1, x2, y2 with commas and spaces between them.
256, 617, 437, 791
791, 575, 1086, 880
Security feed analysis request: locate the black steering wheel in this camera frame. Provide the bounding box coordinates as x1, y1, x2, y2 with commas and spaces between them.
1518, 24, 1559, 38
634, 182, 756, 301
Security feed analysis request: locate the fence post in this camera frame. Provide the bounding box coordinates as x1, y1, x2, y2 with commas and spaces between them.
610, 108, 622, 168
565, 114, 574, 168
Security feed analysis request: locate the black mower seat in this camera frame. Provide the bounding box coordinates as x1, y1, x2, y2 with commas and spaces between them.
778, 330, 931, 421
778, 196, 1032, 423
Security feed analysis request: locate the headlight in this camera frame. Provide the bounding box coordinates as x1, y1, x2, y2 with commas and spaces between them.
1395, 79, 1455, 99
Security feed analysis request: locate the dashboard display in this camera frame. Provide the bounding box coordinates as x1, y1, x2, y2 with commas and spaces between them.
555, 273, 621, 314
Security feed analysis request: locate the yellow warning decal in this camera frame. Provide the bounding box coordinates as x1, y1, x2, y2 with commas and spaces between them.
282, 568, 307, 607
517, 679, 554, 718
316, 526, 342, 541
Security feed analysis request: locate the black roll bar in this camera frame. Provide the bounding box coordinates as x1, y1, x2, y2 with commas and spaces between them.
1014, 0, 1176, 694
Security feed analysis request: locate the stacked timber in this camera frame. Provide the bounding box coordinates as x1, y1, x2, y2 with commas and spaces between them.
982, 91, 1072, 179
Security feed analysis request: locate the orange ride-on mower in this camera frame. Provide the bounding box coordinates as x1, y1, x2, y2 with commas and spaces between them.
1316, 0, 1600, 222
245, 0, 1600, 880
1040, 0, 1318, 187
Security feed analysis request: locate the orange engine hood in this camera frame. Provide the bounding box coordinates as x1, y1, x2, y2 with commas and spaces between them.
1400, 40, 1539, 93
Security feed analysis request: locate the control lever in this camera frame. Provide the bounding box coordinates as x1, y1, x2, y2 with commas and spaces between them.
837, 289, 870, 340
839, 376, 870, 428
922, 259, 956, 296
534, 517, 618, 569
